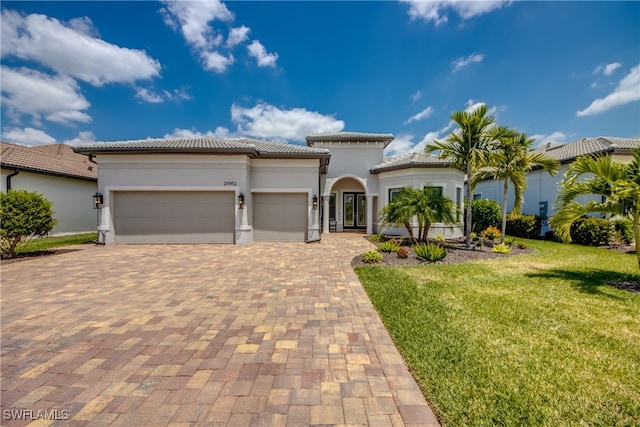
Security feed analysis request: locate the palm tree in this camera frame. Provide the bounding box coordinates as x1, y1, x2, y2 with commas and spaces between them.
473, 130, 560, 242
379, 186, 457, 242
425, 104, 497, 249
551, 149, 640, 269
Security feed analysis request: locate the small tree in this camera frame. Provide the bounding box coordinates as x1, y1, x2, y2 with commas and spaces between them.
471, 199, 501, 234
379, 186, 457, 242
0, 190, 56, 258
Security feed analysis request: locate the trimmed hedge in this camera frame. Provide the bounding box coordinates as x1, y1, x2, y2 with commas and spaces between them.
506, 214, 542, 239
569, 216, 613, 246
471, 199, 501, 234
612, 219, 634, 244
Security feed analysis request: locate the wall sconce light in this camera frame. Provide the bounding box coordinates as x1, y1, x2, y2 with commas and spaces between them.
312, 194, 318, 210
238, 193, 245, 209
93, 192, 103, 209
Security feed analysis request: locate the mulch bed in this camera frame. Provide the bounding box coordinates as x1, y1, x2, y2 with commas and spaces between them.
351, 237, 536, 268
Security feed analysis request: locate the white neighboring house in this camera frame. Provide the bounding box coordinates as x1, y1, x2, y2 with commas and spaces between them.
1, 142, 98, 235
74, 132, 464, 244
472, 136, 640, 233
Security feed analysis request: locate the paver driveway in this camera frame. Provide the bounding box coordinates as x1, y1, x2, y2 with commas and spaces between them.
1, 234, 438, 426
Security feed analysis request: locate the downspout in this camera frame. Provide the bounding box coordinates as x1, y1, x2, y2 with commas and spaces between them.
6, 169, 20, 191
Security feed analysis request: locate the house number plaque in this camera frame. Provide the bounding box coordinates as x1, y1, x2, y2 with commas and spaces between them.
223, 181, 237, 186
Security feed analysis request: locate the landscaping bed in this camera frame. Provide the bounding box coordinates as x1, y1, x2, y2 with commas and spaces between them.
352, 236, 535, 267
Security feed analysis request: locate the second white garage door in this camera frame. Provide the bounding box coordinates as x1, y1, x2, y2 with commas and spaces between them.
253, 193, 307, 242
113, 191, 235, 244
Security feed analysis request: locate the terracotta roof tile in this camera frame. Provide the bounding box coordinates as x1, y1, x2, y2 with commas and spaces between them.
1, 142, 97, 180
370, 152, 452, 173
532, 136, 640, 162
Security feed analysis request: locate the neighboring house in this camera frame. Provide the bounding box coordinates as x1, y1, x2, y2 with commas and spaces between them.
473, 136, 640, 232
74, 132, 464, 244
1, 142, 98, 235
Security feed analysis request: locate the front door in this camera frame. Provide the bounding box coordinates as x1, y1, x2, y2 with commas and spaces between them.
343, 193, 366, 229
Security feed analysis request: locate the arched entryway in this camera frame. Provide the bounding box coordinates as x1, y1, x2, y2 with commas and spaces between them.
322, 176, 373, 234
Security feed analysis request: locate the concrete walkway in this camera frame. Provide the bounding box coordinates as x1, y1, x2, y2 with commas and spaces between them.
1, 234, 439, 426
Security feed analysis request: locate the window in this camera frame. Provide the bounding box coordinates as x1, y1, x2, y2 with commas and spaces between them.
456, 187, 462, 221
388, 188, 402, 202
424, 185, 443, 196
473, 193, 482, 200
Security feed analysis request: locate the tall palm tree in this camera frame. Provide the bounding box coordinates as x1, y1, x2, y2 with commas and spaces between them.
551, 149, 640, 269
379, 187, 417, 242
425, 104, 497, 249
473, 130, 560, 242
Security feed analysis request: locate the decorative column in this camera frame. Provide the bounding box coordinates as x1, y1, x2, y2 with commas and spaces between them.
323, 196, 330, 233
366, 195, 373, 235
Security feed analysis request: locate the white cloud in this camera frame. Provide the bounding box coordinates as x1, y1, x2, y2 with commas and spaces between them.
1, 66, 91, 125
401, 0, 511, 25
136, 88, 164, 104
411, 91, 423, 103
63, 131, 97, 146
452, 53, 485, 72
227, 26, 250, 47
464, 99, 498, 116
202, 51, 235, 72
404, 106, 434, 124
530, 131, 568, 147
595, 62, 622, 76
384, 133, 416, 157
163, 127, 231, 139
231, 103, 344, 141
2, 127, 56, 146
162, 89, 191, 102
577, 65, 640, 116
247, 40, 278, 67
160, 0, 232, 49
160, 0, 241, 73
1, 9, 160, 86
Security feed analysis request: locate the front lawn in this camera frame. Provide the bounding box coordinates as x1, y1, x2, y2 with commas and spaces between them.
12, 232, 97, 255
355, 238, 640, 426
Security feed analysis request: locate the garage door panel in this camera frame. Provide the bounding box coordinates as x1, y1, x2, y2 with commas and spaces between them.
253, 193, 307, 242
114, 191, 234, 244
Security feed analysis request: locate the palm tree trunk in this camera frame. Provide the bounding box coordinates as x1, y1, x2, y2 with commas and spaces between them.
404, 221, 415, 243
501, 179, 508, 243
465, 164, 473, 250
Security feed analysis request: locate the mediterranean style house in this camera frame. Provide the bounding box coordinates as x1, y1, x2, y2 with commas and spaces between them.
473, 136, 640, 233
74, 132, 464, 244
1, 142, 98, 235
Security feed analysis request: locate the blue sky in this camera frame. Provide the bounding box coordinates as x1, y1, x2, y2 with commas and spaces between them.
1, 1, 639, 156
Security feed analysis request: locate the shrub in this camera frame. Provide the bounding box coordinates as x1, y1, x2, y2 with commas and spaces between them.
470, 232, 478, 240
612, 219, 634, 244
471, 199, 501, 234
506, 214, 542, 239
517, 242, 527, 249
370, 233, 387, 243
433, 234, 446, 245
569, 216, 613, 246
504, 236, 516, 246
377, 240, 400, 253
481, 226, 502, 242
1, 190, 56, 258
397, 247, 409, 259
492, 243, 512, 254
363, 249, 383, 263
414, 242, 448, 262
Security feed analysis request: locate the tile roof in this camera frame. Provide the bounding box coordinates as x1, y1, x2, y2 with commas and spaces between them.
306, 132, 395, 147
73, 136, 330, 156
370, 152, 452, 174
532, 136, 640, 162
1, 142, 97, 180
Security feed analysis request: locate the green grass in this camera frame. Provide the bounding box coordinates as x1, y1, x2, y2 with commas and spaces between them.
355, 238, 640, 426
18, 233, 98, 253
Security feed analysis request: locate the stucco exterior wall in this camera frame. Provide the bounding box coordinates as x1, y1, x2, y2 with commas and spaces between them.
311, 143, 384, 194
376, 168, 464, 238
1, 168, 97, 235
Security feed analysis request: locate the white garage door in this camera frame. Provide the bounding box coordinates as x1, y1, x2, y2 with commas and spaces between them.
113, 191, 235, 244
253, 193, 307, 242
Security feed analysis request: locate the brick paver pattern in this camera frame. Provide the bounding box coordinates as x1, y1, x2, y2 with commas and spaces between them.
1, 234, 439, 426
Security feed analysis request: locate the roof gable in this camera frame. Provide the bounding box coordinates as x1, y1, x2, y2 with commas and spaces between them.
532, 136, 640, 162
